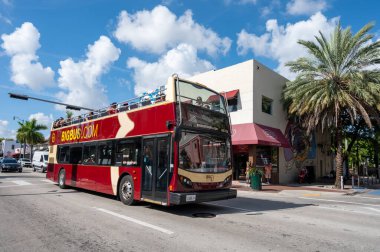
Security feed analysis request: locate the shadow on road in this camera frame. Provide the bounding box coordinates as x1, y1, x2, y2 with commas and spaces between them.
145, 196, 313, 217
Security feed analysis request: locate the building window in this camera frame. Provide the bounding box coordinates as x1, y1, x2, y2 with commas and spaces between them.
262, 96, 273, 115
227, 97, 238, 112
11, 145, 15, 150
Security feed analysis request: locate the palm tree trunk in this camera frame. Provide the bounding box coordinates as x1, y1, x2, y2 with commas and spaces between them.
335, 127, 344, 188
23, 139, 26, 158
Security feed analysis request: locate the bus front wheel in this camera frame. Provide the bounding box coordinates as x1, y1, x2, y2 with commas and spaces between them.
119, 175, 135, 205
58, 169, 67, 189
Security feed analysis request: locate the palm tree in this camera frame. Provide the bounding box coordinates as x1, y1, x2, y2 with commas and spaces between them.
16, 119, 47, 160
283, 22, 380, 188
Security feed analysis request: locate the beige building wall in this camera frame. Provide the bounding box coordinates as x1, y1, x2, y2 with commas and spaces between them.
190, 59, 332, 184
189, 60, 254, 124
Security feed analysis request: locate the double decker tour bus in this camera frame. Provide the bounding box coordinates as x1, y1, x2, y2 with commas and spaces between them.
47, 75, 236, 206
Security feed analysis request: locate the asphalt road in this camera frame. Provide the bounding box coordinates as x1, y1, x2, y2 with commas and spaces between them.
1, 169, 379, 252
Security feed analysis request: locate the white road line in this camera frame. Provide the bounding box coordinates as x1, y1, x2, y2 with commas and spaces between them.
94, 207, 174, 235
299, 197, 380, 207
203, 202, 258, 214
41, 179, 56, 184
357, 196, 380, 201
11, 180, 32, 186
317, 205, 380, 216
0, 184, 27, 188
365, 207, 380, 213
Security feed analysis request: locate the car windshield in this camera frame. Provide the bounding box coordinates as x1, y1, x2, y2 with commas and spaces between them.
179, 131, 231, 173
21, 159, 30, 162
3, 159, 18, 163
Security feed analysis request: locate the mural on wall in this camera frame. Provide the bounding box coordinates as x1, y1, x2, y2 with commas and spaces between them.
283, 122, 316, 173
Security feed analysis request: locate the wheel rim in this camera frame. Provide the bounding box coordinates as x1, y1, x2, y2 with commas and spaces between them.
121, 181, 132, 200
59, 172, 64, 186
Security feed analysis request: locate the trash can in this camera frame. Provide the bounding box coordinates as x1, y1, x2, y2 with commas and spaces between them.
250, 174, 262, 190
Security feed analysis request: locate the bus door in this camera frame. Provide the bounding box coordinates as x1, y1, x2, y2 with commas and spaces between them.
141, 136, 170, 203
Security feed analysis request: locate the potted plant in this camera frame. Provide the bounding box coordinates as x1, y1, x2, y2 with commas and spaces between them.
247, 164, 264, 190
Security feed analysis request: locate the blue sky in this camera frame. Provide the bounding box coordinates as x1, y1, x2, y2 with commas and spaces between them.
0, 0, 379, 139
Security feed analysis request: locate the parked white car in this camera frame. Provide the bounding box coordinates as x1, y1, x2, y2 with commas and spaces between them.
32, 151, 49, 172
18, 158, 32, 168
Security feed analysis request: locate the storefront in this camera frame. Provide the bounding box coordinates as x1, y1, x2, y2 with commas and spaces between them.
231, 123, 290, 184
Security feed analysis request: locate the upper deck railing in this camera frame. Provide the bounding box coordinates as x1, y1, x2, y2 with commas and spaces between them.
52, 86, 166, 129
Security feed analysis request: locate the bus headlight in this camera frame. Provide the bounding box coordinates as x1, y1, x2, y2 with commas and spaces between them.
222, 175, 232, 187
179, 175, 193, 188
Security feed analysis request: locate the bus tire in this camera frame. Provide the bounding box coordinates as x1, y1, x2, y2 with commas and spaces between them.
58, 169, 67, 189
119, 175, 135, 206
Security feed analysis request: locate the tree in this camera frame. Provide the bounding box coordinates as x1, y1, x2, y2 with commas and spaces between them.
16, 119, 47, 159
283, 22, 380, 188
66, 110, 73, 119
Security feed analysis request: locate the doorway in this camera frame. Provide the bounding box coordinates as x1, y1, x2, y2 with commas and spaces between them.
141, 136, 170, 203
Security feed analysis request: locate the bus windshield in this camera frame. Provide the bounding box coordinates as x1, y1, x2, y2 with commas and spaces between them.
177, 80, 227, 114
179, 131, 231, 173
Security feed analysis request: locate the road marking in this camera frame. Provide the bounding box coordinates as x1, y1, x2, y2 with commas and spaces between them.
203, 202, 258, 214
302, 193, 321, 197
11, 180, 32, 186
357, 196, 380, 201
41, 179, 56, 184
317, 205, 380, 216
365, 207, 380, 213
94, 207, 174, 235
299, 197, 380, 207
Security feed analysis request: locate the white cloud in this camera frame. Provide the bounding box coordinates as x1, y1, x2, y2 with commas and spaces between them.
28, 113, 53, 127
114, 5, 231, 56
286, 0, 327, 16
127, 43, 214, 95
0, 120, 16, 139
237, 12, 338, 79
1, 22, 55, 90
57, 36, 120, 111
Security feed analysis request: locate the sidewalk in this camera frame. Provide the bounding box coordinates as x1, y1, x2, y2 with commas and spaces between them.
231, 180, 371, 195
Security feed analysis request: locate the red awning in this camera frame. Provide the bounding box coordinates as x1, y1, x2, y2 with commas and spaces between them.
207, 89, 239, 103
221, 89, 239, 100
231, 123, 290, 148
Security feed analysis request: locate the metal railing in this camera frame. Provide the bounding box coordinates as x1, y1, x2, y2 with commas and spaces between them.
53, 86, 166, 128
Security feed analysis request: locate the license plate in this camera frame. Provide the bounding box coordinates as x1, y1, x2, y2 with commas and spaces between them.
186, 195, 196, 202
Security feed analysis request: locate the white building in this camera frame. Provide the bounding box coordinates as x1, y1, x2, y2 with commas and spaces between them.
1, 140, 21, 158
190, 59, 333, 184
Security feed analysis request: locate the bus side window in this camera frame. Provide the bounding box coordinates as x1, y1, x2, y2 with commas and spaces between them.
97, 141, 114, 166
83, 145, 97, 165
58, 146, 70, 163
69, 146, 83, 164
116, 139, 140, 166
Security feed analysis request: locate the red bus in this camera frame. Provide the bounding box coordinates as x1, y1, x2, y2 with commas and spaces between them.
47, 76, 236, 206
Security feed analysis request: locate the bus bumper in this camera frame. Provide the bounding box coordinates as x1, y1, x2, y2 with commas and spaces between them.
169, 189, 237, 205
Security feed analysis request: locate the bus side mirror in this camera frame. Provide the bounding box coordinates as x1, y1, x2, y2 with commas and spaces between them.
174, 127, 182, 142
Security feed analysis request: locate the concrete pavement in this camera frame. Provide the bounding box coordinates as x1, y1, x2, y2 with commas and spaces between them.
232, 180, 380, 197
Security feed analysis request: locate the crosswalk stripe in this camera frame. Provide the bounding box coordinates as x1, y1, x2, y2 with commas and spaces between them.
41, 179, 56, 184
11, 180, 32, 186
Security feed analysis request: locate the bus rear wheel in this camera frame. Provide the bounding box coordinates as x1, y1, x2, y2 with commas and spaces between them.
119, 175, 135, 205
58, 169, 67, 189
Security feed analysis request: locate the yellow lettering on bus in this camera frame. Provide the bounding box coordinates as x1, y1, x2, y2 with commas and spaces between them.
93, 124, 98, 138
61, 131, 65, 142
76, 128, 81, 140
